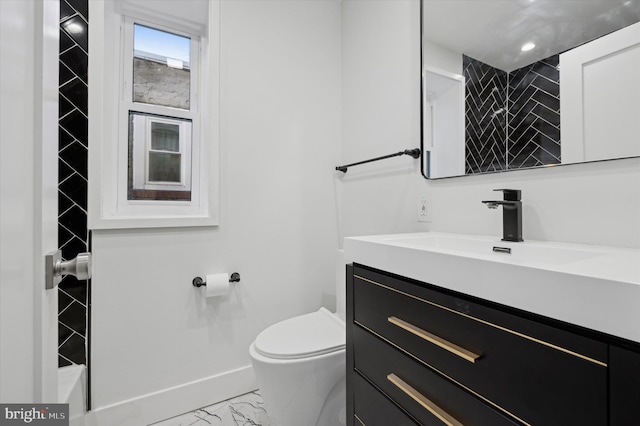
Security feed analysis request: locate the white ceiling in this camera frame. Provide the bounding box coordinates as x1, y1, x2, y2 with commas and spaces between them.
423, 0, 640, 71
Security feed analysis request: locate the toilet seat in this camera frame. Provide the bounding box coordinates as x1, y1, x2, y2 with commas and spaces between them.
254, 307, 345, 360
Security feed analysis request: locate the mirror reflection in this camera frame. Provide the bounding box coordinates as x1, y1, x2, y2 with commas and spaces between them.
422, 0, 640, 179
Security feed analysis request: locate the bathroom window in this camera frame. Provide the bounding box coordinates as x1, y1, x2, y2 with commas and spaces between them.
124, 20, 198, 202
88, 1, 220, 229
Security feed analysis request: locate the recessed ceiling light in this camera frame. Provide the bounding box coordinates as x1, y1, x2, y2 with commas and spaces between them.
521, 42, 536, 52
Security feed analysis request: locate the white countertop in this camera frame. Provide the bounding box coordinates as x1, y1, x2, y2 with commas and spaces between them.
344, 232, 640, 343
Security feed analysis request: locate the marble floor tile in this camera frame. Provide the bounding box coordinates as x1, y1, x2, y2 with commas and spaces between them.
152, 391, 270, 426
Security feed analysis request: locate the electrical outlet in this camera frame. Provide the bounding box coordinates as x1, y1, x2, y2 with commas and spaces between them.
418, 195, 432, 223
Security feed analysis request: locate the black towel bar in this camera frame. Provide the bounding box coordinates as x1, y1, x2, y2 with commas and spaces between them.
335, 148, 420, 173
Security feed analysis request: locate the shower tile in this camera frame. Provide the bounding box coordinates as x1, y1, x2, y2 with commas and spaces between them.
59, 172, 88, 210
58, 192, 75, 218
58, 302, 73, 352
60, 0, 76, 21
58, 0, 89, 369
60, 46, 88, 84
509, 85, 537, 115
68, 0, 88, 21
59, 126, 75, 150
153, 391, 270, 426
60, 236, 88, 265
59, 108, 88, 143
510, 103, 538, 135
59, 62, 76, 87
59, 356, 72, 368
59, 278, 87, 305
58, 322, 74, 348
60, 77, 88, 116
58, 292, 74, 322
531, 60, 559, 82
59, 160, 75, 185
60, 29, 75, 55
61, 16, 88, 52
59, 301, 87, 336
509, 66, 535, 90
59, 332, 86, 365
59, 96, 75, 121
58, 225, 76, 246
60, 140, 88, 179
59, 203, 88, 240
533, 89, 560, 113
529, 74, 558, 96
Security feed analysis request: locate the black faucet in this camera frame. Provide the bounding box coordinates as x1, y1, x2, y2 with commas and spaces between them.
482, 189, 523, 242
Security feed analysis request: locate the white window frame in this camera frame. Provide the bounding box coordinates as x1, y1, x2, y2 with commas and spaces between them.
122, 17, 197, 202
88, 1, 220, 229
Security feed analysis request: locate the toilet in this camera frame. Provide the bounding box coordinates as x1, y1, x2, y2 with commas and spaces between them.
249, 251, 346, 426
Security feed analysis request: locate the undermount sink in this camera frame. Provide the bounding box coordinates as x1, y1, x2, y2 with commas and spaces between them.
344, 232, 640, 342
375, 232, 606, 266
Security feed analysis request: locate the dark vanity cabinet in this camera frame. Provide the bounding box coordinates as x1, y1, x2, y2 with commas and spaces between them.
346, 264, 640, 426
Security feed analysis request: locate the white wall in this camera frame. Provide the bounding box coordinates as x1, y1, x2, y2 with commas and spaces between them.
340, 0, 422, 240
424, 158, 640, 248
423, 38, 462, 75
341, 0, 640, 250
89, 1, 341, 424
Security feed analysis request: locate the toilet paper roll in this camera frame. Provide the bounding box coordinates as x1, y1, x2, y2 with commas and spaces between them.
204, 273, 230, 298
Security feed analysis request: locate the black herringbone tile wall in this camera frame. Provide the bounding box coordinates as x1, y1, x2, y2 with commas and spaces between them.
464, 55, 508, 174
508, 55, 561, 169
464, 55, 561, 174
58, 0, 89, 367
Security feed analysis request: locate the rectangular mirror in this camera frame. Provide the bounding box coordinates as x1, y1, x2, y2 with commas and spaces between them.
421, 0, 640, 179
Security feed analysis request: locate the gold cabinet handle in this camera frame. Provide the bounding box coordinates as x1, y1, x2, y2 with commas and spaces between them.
387, 373, 464, 426
388, 316, 481, 363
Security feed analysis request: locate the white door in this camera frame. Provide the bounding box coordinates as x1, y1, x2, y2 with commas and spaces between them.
560, 21, 640, 164
0, 0, 60, 402
423, 66, 466, 178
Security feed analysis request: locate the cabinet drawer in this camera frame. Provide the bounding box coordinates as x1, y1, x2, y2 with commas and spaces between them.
353, 266, 608, 425
353, 372, 418, 426
354, 326, 518, 426
610, 345, 640, 425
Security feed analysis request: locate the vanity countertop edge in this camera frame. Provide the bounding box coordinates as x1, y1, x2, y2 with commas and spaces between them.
344, 232, 640, 344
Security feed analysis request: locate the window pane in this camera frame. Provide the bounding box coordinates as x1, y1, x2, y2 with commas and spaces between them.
148, 152, 181, 182
151, 122, 180, 152
133, 24, 190, 109
128, 112, 192, 201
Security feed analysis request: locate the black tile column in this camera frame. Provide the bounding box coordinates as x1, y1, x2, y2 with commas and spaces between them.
464, 55, 508, 174
507, 55, 561, 169
58, 0, 89, 368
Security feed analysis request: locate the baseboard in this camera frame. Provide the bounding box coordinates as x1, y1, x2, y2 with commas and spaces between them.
85, 365, 257, 426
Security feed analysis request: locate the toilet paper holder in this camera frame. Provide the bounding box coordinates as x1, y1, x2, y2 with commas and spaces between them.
192, 273, 240, 288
